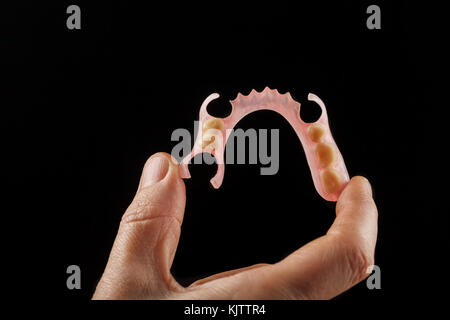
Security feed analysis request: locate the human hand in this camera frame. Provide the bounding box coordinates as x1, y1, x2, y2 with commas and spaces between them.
93, 152, 378, 299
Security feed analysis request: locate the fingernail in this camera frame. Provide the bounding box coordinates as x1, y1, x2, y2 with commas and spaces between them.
361, 177, 373, 197
141, 156, 169, 188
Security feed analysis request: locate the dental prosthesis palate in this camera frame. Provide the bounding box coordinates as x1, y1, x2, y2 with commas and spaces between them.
179, 87, 350, 201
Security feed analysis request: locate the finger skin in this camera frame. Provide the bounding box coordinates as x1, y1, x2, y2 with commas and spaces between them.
189, 264, 269, 288
93, 153, 186, 299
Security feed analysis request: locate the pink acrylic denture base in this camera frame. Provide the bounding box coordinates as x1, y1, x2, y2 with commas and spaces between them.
179, 87, 349, 201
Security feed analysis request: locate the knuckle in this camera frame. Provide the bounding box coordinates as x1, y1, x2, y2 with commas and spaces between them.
122, 190, 170, 224
341, 238, 374, 282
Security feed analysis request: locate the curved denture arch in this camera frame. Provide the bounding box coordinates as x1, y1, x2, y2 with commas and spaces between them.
179, 87, 350, 201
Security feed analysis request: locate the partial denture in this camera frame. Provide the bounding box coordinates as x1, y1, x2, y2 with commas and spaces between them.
179, 87, 350, 201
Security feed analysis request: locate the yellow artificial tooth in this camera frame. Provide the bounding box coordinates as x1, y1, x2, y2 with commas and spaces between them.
307, 123, 325, 142
315, 143, 335, 168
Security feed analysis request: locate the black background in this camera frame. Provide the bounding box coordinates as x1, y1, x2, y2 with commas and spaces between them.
2, 0, 447, 306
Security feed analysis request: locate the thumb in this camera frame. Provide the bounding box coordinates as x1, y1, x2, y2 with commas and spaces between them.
94, 153, 186, 299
